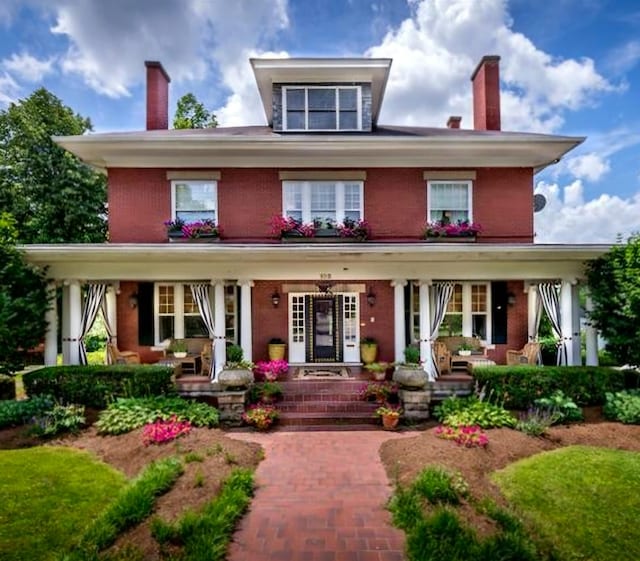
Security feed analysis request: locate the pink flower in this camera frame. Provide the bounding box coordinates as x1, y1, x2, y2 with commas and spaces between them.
142, 415, 192, 446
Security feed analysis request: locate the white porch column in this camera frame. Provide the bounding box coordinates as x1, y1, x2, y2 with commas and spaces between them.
418, 281, 433, 378
62, 280, 82, 365
391, 280, 407, 363
560, 279, 576, 366
572, 283, 582, 364
44, 282, 58, 366
527, 284, 538, 341
585, 293, 599, 366
238, 280, 254, 362
105, 285, 118, 341
213, 281, 226, 378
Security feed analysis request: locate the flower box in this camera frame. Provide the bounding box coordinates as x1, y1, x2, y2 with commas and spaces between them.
424, 236, 476, 243
168, 234, 220, 243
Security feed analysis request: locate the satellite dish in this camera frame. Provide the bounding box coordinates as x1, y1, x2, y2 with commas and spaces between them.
533, 193, 547, 213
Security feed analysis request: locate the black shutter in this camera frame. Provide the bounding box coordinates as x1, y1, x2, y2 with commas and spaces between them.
491, 281, 507, 344
138, 282, 154, 346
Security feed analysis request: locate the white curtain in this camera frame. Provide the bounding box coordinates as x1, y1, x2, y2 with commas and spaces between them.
100, 297, 115, 364
79, 284, 107, 365
530, 288, 543, 365
190, 283, 216, 379
428, 282, 455, 378
538, 282, 566, 365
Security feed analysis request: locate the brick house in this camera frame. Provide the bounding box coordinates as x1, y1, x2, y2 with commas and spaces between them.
25, 55, 606, 377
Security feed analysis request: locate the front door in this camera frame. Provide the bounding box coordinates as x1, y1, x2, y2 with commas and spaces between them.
313, 297, 335, 360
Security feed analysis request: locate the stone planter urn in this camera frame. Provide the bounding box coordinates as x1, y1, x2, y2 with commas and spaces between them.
218, 368, 254, 390
393, 366, 428, 390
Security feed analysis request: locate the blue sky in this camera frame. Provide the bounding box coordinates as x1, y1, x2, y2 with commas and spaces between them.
1, 0, 639, 243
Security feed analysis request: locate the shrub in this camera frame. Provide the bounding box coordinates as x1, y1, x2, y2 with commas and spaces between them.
412, 467, 462, 505
0, 395, 55, 428
23, 365, 175, 408
403, 345, 420, 365
604, 390, 640, 424
515, 407, 561, 437
31, 403, 85, 437
534, 390, 583, 423
95, 396, 219, 435
142, 416, 192, 446
435, 396, 515, 429
473, 365, 640, 409
0, 375, 15, 400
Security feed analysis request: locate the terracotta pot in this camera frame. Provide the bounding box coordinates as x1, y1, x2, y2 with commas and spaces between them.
382, 415, 400, 430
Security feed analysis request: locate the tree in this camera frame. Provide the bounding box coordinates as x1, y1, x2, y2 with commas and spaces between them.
586, 233, 640, 366
0, 213, 52, 375
0, 88, 107, 244
173, 93, 218, 129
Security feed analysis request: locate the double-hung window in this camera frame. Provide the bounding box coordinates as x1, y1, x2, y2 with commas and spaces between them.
283, 86, 361, 131
427, 180, 472, 223
171, 180, 218, 223
283, 180, 363, 223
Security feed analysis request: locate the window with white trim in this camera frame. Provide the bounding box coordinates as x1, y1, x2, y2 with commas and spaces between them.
171, 180, 218, 223
427, 181, 472, 223
283, 181, 363, 223
283, 86, 361, 131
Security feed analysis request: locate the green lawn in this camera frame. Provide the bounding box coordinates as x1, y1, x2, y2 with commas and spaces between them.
494, 445, 640, 561
0, 447, 126, 561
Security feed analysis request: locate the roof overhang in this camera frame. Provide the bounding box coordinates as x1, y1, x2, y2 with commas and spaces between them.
53, 132, 582, 172
250, 57, 392, 126
22, 243, 609, 282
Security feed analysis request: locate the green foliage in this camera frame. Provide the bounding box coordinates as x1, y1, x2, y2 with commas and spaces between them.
473, 365, 640, 409
0, 88, 107, 244
0, 447, 126, 561
95, 396, 219, 435
435, 396, 516, 429
586, 233, 640, 367
0, 394, 55, 428
70, 457, 183, 559
515, 408, 561, 437
0, 213, 53, 375
534, 390, 583, 423
0, 374, 15, 400
604, 390, 640, 424
31, 403, 85, 437
248, 381, 283, 403
412, 467, 461, 505
225, 344, 244, 363
173, 93, 218, 129
23, 364, 175, 408
403, 345, 420, 364
151, 468, 254, 561
494, 446, 640, 561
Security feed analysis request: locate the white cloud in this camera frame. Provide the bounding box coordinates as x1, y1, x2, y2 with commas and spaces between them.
366, 0, 613, 132
534, 180, 640, 243
0, 72, 21, 106
566, 153, 611, 182
2, 52, 55, 82
605, 40, 640, 75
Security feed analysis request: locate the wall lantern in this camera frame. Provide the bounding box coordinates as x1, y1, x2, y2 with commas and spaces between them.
271, 290, 281, 308
507, 292, 517, 306
366, 287, 376, 307
128, 292, 138, 309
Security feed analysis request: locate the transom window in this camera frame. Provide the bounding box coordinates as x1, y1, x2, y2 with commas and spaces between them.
283, 86, 361, 131
171, 180, 218, 223
283, 181, 363, 223
427, 181, 472, 223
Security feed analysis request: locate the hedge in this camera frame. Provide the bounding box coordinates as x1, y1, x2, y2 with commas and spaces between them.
0, 375, 15, 400
473, 366, 640, 409
22, 365, 175, 408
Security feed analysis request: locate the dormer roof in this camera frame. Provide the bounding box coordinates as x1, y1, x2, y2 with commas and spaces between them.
250, 57, 392, 126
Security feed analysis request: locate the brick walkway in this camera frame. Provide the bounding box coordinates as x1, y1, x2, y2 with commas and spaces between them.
227, 431, 411, 561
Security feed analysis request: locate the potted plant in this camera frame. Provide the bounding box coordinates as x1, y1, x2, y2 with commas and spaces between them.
267, 337, 287, 361
360, 336, 378, 365
242, 404, 279, 430
364, 361, 390, 381
458, 342, 473, 356
375, 404, 403, 430
338, 217, 371, 241
393, 345, 428, 390
218, 344, 254, 390
358, 381, 398, 403
165, 218, 222, 242
256, 381, 283, 404
255, 359, 289, 381
169, 339, 188, 358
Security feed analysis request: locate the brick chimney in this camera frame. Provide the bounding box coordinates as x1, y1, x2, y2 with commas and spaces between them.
471, 55, 501, 131
446, 116, 461, 129
145, 61, 171, 130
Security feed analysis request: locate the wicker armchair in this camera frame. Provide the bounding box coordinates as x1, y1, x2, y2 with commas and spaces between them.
506, 342, 540, 366
200, 341, 213, 375
433, 341, 452, 374
107, 343, 141, 364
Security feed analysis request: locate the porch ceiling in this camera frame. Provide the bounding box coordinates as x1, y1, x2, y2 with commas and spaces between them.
23, 243, 609, 282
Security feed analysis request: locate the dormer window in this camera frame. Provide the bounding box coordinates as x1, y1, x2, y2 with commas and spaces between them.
283, 86, 361, 131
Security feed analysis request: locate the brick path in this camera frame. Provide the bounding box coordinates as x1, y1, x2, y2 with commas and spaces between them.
227, 431, 411, 561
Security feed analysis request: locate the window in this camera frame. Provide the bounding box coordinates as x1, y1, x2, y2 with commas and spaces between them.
427, 181, 472, 223
171, 180, 218, 223
283, 181, 363, 223
283, 86, 361, 131
154, 283, 238, 343
441, 285, 463, 336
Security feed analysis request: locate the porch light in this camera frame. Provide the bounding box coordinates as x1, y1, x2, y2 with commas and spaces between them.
507, 292, 516, 306
271, 290, 281, 308
366, 287, 376, 307
317, 281, 333, 295
128, 292, 138, 309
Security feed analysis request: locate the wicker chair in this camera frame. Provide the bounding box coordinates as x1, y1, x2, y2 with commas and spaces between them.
433, 341, 452, 375
506, 342, 540, 366
200, 341, 213, 375
106, 343, 141, 364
